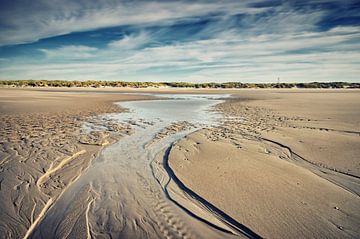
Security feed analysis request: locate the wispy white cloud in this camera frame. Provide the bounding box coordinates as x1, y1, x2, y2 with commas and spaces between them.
2, 24, 359, 82
0, 0, 359, 82
39, 45, 98, 59
0, 0, 264, 46
108, 32, 150, 50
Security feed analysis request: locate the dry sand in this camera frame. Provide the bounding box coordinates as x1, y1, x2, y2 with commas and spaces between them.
168, 89, 360, 238
1, 87, 360, 239
0, 88, 152, 238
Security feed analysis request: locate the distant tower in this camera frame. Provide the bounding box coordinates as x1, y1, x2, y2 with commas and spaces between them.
277, 77, 280, 84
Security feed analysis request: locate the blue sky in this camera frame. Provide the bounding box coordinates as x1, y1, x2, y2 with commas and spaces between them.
0, 0, 359, 83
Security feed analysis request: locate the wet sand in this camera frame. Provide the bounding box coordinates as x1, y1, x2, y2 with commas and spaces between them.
168, 89, 360, 238
29, 94, 244, 239
1, 87, 359, 239
0, 88, 153, 238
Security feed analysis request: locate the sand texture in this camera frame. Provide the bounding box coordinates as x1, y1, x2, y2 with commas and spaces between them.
1, 88, 360, 239
168, 90, 360, 238
0, 88, 152, 238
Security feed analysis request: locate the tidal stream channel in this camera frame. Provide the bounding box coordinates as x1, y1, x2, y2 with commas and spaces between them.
30, 94, 258, 239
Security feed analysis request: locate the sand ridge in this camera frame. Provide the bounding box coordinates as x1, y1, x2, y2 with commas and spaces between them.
28, 94, 238, 239
0, 88, 153, 238
1, 87, 360, 239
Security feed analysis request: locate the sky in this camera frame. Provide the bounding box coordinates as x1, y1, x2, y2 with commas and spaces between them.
0, 0, 359, 83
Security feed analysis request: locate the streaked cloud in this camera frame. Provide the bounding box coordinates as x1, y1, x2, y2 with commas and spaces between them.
0, 1, 262, 46
39, 45, 98, 59
0, 0, 359, 82
108, 32, 150, 50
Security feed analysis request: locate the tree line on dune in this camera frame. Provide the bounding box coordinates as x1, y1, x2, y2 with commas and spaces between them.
0, 80, 359, 89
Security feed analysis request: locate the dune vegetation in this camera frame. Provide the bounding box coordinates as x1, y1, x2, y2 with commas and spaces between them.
0, 80, 359, 89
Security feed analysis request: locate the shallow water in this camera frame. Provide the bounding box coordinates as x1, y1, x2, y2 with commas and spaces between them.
31, 94, 239, 239
116, 94, 225, 124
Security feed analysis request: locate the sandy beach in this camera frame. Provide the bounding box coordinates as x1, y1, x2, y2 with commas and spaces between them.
168, 89, 360, 238
1, 0, 359, 238
0, 88, 153, 238
0, 88, 359, 239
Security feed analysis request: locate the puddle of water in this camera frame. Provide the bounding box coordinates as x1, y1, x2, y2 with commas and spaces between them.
111, 94, 226, 125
